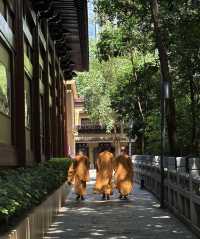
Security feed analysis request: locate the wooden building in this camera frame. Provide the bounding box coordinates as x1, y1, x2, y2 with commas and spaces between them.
0, 0, 89, 167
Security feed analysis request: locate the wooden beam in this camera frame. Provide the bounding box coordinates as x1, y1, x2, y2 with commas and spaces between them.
51, 46, 57, 156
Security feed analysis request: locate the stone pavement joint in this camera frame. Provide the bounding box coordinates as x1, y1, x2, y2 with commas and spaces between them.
44, 170, 198, 239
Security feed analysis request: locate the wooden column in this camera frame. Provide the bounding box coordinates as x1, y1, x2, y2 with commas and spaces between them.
43, 20, 50, 160
14, 0, 26, 166
63, 84, 68, 156
57, 68, 61, 156
61, 80, 65, 156
55, 64, 59, 156
32, 16, 41, 163
51, 49, 58, 157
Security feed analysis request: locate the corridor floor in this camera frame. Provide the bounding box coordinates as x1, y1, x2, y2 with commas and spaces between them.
44, 170, 198, 239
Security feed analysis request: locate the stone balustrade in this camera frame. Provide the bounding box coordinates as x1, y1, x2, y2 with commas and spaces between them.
133, 155, 200, 235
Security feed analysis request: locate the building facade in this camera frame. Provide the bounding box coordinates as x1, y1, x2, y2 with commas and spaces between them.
74, 98, 129, 168
0, 0, 88, 167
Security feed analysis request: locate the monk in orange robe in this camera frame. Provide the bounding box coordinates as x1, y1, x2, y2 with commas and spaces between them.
94, 150, 114, 200
114, 147, 134, 200
67, 151, 90, 200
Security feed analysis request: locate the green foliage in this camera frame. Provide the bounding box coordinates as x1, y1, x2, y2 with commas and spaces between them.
144, 111, 161, 154
77, 21, 160, 153
89, 39, 98, 60
77, 49, 136, 132
0, 158, 71, 232
77, 59, 115, 131
78, 0, 200, 154
93, 0, 200, 155
96, 24, 125, 61
93, 0, 162, 154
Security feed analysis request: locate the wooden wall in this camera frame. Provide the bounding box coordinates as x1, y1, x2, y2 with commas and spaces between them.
0, 0, 70, 166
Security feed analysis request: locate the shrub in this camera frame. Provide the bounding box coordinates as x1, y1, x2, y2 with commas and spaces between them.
0, 158, 72, 232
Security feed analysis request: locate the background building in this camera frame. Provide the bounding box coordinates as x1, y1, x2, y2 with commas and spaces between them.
74, 98, 129, 168
0, 0, 89, 167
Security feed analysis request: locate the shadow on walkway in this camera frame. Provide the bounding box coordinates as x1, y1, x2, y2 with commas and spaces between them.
44, 170, 197, 239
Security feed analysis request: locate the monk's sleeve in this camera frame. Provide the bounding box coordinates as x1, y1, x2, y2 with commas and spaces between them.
96, 158, 100, 172
67, 162, 75, 183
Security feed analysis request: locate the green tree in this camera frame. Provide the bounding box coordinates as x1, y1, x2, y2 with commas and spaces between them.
78, 0, 200, 155
94, 0, 200, 155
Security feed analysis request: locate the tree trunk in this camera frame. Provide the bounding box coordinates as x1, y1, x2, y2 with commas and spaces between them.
150, 0, 177, 155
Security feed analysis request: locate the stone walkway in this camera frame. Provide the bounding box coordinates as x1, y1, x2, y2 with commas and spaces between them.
44, 170, 198, 239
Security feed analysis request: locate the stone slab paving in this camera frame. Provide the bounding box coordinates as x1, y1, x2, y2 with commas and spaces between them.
44, 170, 198, 239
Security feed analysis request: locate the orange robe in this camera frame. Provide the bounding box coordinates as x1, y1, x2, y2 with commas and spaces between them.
68, 155, 90, 196
114, 154, 134, 196
94, 151, 114, 195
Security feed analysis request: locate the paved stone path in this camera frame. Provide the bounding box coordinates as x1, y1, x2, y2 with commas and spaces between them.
44, 170, 198, 239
